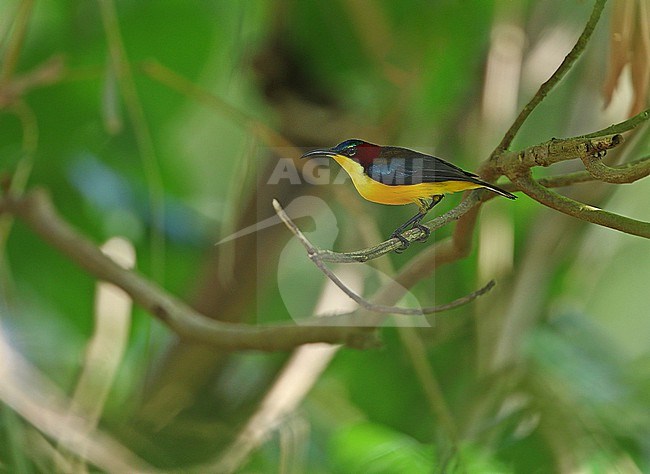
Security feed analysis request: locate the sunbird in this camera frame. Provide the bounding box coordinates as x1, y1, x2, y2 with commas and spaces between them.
302, 139, 516, 250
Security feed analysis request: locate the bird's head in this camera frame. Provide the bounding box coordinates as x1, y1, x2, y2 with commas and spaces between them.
301, 139, 381, 166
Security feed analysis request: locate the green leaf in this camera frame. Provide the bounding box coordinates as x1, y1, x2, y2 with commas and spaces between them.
329, 422, 435, 474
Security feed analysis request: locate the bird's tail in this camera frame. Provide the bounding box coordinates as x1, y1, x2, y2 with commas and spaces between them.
473, 179, 517, 200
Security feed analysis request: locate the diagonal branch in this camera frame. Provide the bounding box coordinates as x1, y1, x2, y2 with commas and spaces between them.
490, 109, 649, 177
312, 193, 482, 263
273, 199, 495, 314
580, 153, 650, 183
508, 170, 650, 238
424, 0, 610, 298
491, 0, 608, 155
140, 60, 299, 153
0, 189, 379, 351
582, 108, 650, 138
98, 0, 166, 281
0, 55, 65, 107
0, 0, 35, 83
263, 1, 627, 270
491, 155, 650, 192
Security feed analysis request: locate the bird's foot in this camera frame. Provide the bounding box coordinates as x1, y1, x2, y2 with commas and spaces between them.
414, 224, 430, 242
390, 231, 410, 253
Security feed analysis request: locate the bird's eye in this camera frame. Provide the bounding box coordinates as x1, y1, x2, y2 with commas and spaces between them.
346, 148, 357, 157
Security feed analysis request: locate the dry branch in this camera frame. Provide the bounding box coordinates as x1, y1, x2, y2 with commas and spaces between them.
272, 199, 495, 314
494, 134, 624, 172
0, 189, 378, 351
491, 0, 608, 155
580, 153, 650, 183
508, 170, 650, 238
313, 193, 482, 263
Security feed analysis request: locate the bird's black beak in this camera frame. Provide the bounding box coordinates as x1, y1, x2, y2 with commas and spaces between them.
301, 148, 335, 159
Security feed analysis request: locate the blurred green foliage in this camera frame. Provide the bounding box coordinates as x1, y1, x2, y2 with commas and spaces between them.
1, 0, 650, 472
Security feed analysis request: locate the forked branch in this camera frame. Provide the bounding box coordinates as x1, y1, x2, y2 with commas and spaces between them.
272, 199, 495, 314
313, 193, 482, 263
491, 0, 608, 155
508, 170, 650, 238
580, 153, 650, 183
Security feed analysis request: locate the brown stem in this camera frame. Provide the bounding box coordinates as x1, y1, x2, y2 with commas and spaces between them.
508, 171, 650, 238
491, 0, 608, 155
580, 153, 650, 183
0, 189, 377, 351
273, 199, 495, 315
314, 193, 481, 263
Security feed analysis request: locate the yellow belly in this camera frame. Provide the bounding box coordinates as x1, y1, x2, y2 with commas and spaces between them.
333, 154, 482, 205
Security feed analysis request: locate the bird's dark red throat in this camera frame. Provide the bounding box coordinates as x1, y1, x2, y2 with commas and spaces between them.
302, 139, 516, 251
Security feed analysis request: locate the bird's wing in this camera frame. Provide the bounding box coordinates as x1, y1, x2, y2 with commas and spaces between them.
366, 147, 476, 186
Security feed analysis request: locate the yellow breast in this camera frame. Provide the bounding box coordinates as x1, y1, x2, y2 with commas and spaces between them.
332, 154, 482, 205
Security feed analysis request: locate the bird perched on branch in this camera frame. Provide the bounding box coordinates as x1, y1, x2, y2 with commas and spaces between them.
302, 139, 516, 250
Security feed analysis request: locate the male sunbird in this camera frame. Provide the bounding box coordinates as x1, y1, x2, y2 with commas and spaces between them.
302, 139, 516, 250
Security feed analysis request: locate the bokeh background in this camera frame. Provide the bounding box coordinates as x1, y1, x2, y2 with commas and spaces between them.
1, 0, 650, 472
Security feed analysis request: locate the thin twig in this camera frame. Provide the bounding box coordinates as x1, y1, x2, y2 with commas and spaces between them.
580, 153, 650, 183
312, 193, 482, 263
411, 0, 610, 306
491, 0, 608, 155
0, 55, 65, 107
340, 197, 461, 444
535, 171, 596, 188
495, 156, 650, 192
508, 170, 650, 238
0, 336, 158, 474
98, 0, 166, 281
0, 100, 38, 270
581, 108, 650, 138
0, 0, 34, 83
140, 60, 299, 154
0, 189, 378, 351
273, 199, 495, 314
271, 0, 638, 296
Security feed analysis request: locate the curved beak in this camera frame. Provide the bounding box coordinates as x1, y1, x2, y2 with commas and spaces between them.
301, 148, 335, 159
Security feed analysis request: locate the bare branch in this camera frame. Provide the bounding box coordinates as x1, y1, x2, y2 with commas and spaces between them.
98, 0, 166, 281
0, 326, 159, 474
273, 199, 495, 314
140, 60, 299, 153
494, 134, 624, 173
582, 108, 650, 138
0, 0, 35, 83
266, 1, 640, 309
498, 156, 650, 191
489, 110, 649, 180
0, 189, 379, 351
580, 153, 650, 183
534, 171, 602, 188
388, 208, 481, 292
508, 170, 650, 238
0, 55, 65, 107
492, 173, 594, 195
491, 0, 608, 155
311, 193, 482, 264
